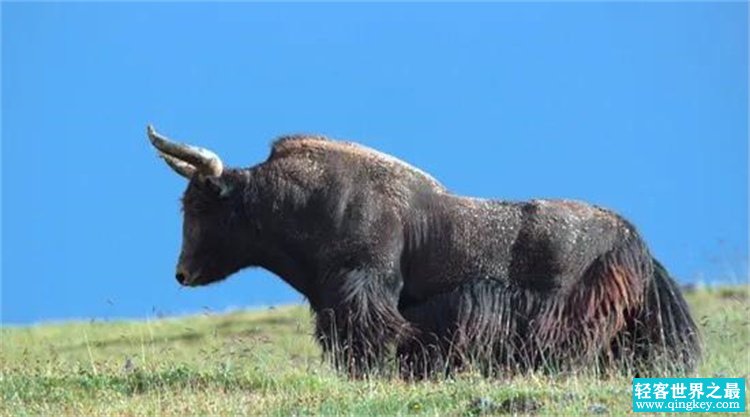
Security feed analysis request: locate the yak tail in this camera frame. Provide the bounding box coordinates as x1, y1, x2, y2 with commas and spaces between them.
649, 258, 702, 371
626, 258, 702, 375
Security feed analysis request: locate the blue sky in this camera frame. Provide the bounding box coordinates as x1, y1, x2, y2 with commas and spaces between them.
2, 3, 747, 325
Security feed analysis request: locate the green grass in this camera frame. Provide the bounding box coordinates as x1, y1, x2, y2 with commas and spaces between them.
2, 287, 748, 416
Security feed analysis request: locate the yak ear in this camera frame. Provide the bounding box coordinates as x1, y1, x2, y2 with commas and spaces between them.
203, 176, 234, 198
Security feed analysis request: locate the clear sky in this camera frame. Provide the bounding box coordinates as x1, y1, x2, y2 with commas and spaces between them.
2, 3, 747, 325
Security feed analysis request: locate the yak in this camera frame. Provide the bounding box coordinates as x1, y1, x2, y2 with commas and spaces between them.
147, 125, 701, 379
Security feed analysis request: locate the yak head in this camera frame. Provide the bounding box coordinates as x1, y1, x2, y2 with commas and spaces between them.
147, 125, 260, 287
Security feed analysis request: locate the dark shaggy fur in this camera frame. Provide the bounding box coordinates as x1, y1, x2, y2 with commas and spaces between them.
161, 134, 701, 378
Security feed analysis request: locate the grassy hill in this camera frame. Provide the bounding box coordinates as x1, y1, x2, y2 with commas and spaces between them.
2, 287, 748, 416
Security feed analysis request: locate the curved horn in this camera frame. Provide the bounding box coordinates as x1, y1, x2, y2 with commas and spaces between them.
147, 125, 223, 177
158, 151, 197, 178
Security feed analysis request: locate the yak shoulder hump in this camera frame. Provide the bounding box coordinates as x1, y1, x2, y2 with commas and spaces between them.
269, 135, 447, 193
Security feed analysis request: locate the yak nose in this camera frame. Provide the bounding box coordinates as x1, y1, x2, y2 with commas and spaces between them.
175, 266, 190, 285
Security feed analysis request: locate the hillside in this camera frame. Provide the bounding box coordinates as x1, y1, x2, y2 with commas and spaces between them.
2, 287, 748, 416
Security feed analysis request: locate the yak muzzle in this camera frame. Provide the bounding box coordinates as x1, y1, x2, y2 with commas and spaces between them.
175, 266, 195, 286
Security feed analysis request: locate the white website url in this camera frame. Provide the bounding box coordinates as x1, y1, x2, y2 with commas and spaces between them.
635, 400, 742, 412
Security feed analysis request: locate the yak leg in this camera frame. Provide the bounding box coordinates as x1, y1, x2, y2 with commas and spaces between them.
397, 283, 485, 380
398, 280, 531, 379
315, 268, 412, 378
397, 292, 461, 380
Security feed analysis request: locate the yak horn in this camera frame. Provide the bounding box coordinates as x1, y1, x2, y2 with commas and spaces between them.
147, 125, 223, 177
158, 151, 197, 179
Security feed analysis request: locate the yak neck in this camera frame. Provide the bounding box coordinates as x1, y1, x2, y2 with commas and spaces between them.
241, 163, 320, 304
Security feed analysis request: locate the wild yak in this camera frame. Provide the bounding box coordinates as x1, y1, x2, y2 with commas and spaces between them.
147, 125, 700, 378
